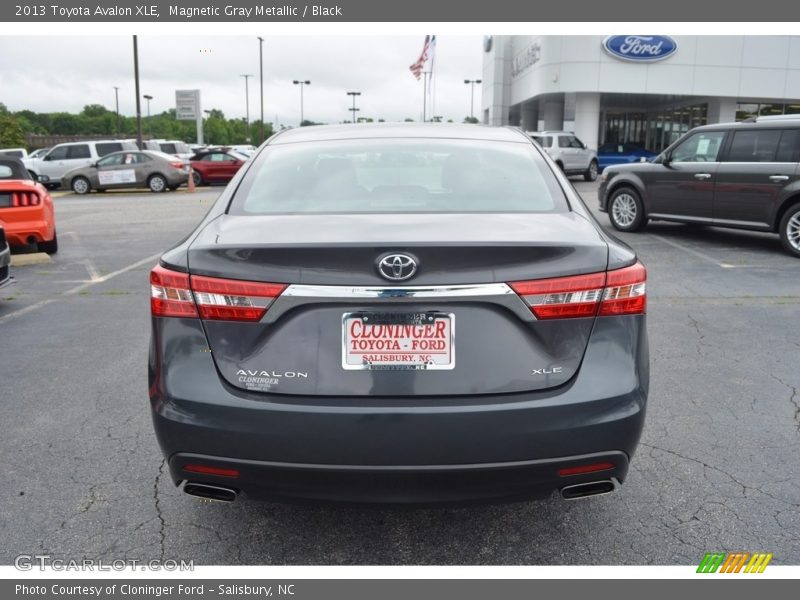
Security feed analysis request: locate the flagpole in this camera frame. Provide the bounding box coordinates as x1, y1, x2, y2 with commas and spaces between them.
422, 71, 429, 122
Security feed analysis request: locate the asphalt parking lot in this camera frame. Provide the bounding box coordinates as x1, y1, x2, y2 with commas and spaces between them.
1, 182, 799, 566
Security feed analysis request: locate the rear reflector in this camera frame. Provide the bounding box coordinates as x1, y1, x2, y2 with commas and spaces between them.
150, 264, 286, 322
558, 462, 615, 477
509, 262, 646, 320
183, 464, 240, 478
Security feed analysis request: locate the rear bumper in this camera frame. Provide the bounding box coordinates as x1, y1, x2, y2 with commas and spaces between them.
149, 315, 648, 504
169, 451, 629, 504
1, 209, 55, 246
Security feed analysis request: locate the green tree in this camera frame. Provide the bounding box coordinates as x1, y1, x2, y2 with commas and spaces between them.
463, 116, 479, 124
0, 114, 26, 147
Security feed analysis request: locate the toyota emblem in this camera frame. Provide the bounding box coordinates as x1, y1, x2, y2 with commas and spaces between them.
377, 254, 418, 281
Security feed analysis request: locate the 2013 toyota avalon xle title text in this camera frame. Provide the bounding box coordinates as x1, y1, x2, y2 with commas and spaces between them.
148, 124, 649, 504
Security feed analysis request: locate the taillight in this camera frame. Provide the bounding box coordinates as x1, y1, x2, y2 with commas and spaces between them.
190, 275, 286, 322
599, 262, 647, 316
150, 265, 198, 318
169, 161, 184, 170
4, 192, 42, 207
150, 264, 287, 321
509, 261, 646, 320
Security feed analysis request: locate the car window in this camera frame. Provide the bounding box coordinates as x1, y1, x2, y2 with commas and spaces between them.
209, 153, 232, 162
671, 131, 726, 162
67, 145, 91, 159
95, 143, 123, 157
0, 165, 13, 178
160, 143, 177, 154
97, 154, 124, 167
569, 137, 585, 149
230, 139, 569, 215
1, 150, 24, 158
776, 130, 800, 162
47, 146, 69, 160
725, 130, 782, 162
557, 136, 571, 148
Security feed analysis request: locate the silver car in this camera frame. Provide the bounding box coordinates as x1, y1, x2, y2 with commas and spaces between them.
528, 131, 599, 182
62, 150, 190, 194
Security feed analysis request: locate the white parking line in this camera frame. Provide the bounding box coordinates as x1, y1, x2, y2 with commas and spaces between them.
0, 252, 161, 326
650, 234, 735, 269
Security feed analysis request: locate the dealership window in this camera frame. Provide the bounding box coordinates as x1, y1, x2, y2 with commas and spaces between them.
736, 103, 800, 121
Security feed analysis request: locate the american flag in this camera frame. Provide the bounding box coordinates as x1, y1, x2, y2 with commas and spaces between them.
409, 35, 436, 80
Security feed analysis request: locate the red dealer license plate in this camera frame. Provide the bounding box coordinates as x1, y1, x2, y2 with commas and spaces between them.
342, 312, 455, 370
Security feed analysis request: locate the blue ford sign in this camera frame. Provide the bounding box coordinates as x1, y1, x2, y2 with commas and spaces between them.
603, 35, 677, 62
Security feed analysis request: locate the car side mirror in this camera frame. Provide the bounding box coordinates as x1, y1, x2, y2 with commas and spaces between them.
661, 152, 672, 166
583, 143, 588, 150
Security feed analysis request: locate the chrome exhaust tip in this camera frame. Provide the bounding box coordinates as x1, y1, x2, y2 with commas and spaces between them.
182, 481, 237, 503
560, 478, 618, 500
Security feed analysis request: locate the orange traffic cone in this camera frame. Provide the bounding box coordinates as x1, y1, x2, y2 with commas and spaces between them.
187, 167, 196, 193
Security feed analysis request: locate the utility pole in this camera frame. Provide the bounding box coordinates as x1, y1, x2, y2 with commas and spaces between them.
258, 37, 264, 143
113, 86, 120, 135
240, 74, 252, 142
133, 35, 143, 150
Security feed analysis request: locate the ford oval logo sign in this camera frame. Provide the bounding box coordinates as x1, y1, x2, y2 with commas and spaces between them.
603, 35, 677, 63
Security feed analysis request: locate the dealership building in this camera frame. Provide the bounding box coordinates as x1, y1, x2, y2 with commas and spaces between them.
481, 35, 800, 152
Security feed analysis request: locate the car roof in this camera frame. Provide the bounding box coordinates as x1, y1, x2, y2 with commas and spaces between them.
269, 123, 529, 145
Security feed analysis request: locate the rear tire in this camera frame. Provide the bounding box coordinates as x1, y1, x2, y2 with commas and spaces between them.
38, 231, 58, 255
192, 170, 204, 186
779, 203, 800, 258
608, 187, 646, 232
148, 174, 167, 193
584, 160, 598, 182
71, 177, 90, 195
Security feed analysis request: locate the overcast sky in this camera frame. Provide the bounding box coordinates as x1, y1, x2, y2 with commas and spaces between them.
0, 36, 483, 126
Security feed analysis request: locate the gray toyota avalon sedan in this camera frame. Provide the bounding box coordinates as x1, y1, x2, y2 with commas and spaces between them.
148, 124, 649, 504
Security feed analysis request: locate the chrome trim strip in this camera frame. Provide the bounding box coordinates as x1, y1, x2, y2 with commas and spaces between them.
264, 282, 536, 323
283, 282, 515, 298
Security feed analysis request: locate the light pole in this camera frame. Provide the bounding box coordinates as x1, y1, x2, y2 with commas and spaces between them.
132, 35, 143, 150
203, 110, 211, 145
258, 37, 264, 143
347, 91, 361, 123
113, 86, 120, 135
240, 74, 252, 142
464, 79, 482, 120
293, 80, 310, 126
143, 94, 153, 137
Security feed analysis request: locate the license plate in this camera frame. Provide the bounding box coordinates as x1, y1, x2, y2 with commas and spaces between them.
342, 312, 455, 370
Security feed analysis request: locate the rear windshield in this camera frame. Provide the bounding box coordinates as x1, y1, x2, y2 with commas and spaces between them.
229, 138, 567, 215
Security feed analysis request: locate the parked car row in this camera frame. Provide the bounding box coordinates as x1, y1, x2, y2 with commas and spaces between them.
14, 139, 251, 194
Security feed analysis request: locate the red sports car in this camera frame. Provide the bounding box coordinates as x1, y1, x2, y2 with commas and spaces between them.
189, 148, 248, 186
0, 157, 58, 254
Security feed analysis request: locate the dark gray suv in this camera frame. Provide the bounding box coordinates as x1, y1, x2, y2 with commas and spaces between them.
599, 115, 800, 257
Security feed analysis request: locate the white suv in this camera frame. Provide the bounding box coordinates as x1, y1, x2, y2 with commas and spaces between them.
24, 140, 138, 189
528, 131, 598, 182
